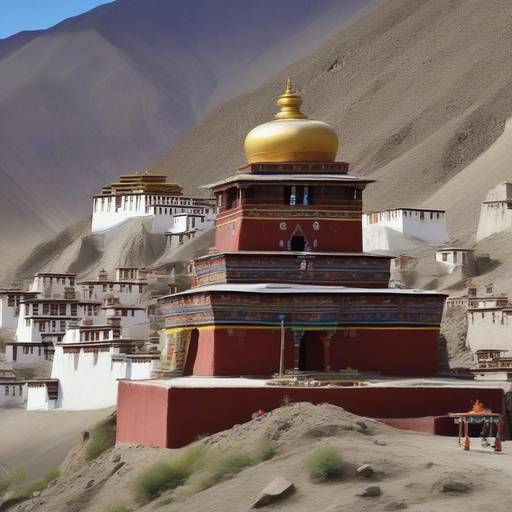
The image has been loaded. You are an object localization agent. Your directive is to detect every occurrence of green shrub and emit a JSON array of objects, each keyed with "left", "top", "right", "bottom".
[
  {"left": 44, "top": 468, "right": 60, "bottom": 484},
  {"left": 15, "top": 479, "right": 48, "bottom": 499},
  {"left": 136, "top": 460, "right": 189, "bottom": 501},
  {"left": 134, "top": 445, "right": 204, "bottom": 501},
  {"left": 195, "top": 449, "right": 254, "bottom": 491},
  {"left": 102, "top": 501, "right": 132, "bottom": 512},
  {"left": 0, "top": 478, "right": 10, "bottom": 496},
  {"left": 306, "top": 446, "right": 344, "bottom": 481},
  {"left": 253, "top": 437, "right": 278, "bottom": 462},
  {"left": 85, "top": 422, "right": 116, "bottom": 462}
]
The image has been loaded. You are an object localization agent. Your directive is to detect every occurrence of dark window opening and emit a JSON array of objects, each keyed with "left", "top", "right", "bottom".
[
  {"left": 290, "top": 236, "right": 306, "bottom": 251},
  {"left": 225, "top": 188, "right": 238, "bottom": 209},
  {"left": 284, "top": 185, "right": 313, "bottom": 205}
]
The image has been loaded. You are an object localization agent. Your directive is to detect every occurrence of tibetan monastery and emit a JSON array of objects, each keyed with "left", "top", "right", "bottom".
[
  {"left": 116, "top": 82, "right": 504, "bottom": 449},
  {"left": 91, "top": 170, "right": 216, "bottom": 237}
]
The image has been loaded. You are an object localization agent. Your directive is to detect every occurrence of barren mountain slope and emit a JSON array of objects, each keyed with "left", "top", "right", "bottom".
[
  {"left": 152, "top": 0, "right": 512, "bottom": 245},
  {"left": 10, "top": 403, "right": 512, "bottom": 512},
  {"left": 0, "top": 0, "right": 369, "bottom": 265}
]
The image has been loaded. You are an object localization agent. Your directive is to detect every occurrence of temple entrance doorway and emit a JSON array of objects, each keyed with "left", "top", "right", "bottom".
[
  {"left": 290, "top": 235, "right": 306, "bottom": 251},
  {"left": 183, "top": 329, "right": 199, "bottom": 376},
  {"left": 298, "top": 331, "right": 324, "bottom": 371}
]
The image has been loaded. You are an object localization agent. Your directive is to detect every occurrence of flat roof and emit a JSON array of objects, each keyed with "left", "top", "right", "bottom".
[
  {"left": 160, "top": 282, "right": 447, "bottom": 300},
  {"left": 119, "top": 376, "right": 508, "bottom": 391},
  {"left": 436, "top": 247, "right": 474, "bottom": 252},
  {"left": 203, "top": 173, "right": 373, "bottom": 189},
  {"left": 364, "top": 207, "right": 446, "bottom": 214}
]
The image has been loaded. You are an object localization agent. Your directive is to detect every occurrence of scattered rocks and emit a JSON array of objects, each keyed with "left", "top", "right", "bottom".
[
  {"left": 109, "top": 462, "right": 125, "bottom": 477},
  {"left": 440, "top": 479, "right": 470, "bottom": 493},
  {"left": 252, "top": 477, "right": 295, "bottom": 508},
  {"left": 384, "top": 501, "right": 408, "bottom": 510},
  {"left": 358, "top": 485, "right": 381, "bottom": 498},
  {"left": 356, "top": 421, "right": 369, "bottom": 432},
  {"left": 374, "top": 440, "right": 388, "bottom": 446},
  {"left": 355, "top": 464, "right": 375, "bottom": 478}
]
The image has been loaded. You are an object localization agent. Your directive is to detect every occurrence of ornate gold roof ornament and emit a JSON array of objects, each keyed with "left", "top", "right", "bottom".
[{"left": 274, "top": 79, "right": 307, "bottom": 120}]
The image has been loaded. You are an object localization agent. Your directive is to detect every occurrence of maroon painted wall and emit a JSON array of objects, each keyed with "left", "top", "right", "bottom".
[
  {"left": 215, "top": 216, "right": 362, "bottom": 253},
  {"left": 117, "top": 382, "right": 170, "bottom": 447},
  {"left": 193, "top": 327, "right": 439, "bottom": 376},
  {"left": 116, "top": 383, "right": 505, "bottom": 448}
]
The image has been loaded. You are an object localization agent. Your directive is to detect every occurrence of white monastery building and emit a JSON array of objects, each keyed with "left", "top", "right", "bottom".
[
  {"left": 435, "top": 247, "right": 475, "bottom": 274},
  {"left": 363, "top": 208, "right": 448, "bottom": 253},
  {"left": 476, "top": 182, "right": 512, "bottom": 241},
  {"left": 26, "top": 318, "right": 158, "bottom": 410},
  {"left": 91, "top": 170, "right": 216, "bottom": 235},
  {"left": 0, "top": 289, "right": 38, "bottom": 329}
]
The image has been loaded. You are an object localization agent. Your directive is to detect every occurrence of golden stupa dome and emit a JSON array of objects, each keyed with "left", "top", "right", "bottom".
[{"left": 244, "top": 79, "right": 338, "bottom": 164}]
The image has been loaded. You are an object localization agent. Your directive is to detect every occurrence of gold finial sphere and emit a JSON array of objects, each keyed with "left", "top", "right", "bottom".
[{"left": 243, "top": 78, "right": 339, "bottom": 163}]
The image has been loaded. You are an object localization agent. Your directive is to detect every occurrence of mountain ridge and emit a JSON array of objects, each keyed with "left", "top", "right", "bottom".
[{"left": 0, "top": 0, "right": 367, "bottom": 271}]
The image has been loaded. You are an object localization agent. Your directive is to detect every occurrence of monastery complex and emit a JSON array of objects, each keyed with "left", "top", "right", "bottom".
[{"left": 1, "top": 82, "right": 512, "bottom": 446}]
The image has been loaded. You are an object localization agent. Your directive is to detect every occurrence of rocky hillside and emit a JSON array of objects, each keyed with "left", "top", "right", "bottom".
[
  {"left": 152, "top": 0, "right": 512, "bottom": 247},
  {"left": 0, "top": 0, "right": 368, "bottom": 267},
  {"left": 7, "top": 402, "right": 512, "bottom": 512}
]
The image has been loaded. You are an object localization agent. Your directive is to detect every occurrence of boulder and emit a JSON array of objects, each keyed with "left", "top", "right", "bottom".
[
  {"left": 374, "top": 440, "right": 388, "bottom": 446},
  {"left": 384, "top": 501, "right": 408, "bottom": 510},
  {"left": 355, "top": 464, "right": 374, "bottom": 478},
  {"left": 358, "top": 485, "right": 381, "bottom": 498},
  {"left": 252, "top": 477, "right": 295, "bottom": 508},
  {"left": 440, "top": 479, "right": 470, "bottom": 493}
]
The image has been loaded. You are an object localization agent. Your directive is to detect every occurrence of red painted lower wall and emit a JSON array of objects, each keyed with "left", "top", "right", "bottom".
[
  {"left": 116, "top": 383, "right": 169, "bottom": 447},
  {"left": 116, "top": 382, "right": 505, "bottom": 448},
  {"left": 192, "top": 327, "right": 439, "bottom": 376}
]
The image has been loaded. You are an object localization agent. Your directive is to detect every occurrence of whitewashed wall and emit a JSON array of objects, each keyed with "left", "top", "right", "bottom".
[
  {"left": 26, "top": 384, "right": 56, "bottom": 411},
  {"left": 0, "top": 383, "right": 26, "bottom": 407},
  {"left": 50, "top": 347, "right": 153, "bottom": 410},
  {"left": 0, "top": 296, "right": 20, "bottom": 329},
  {"left": 476, "top": 182, "right": 512, "bottom": 241},
  {"left": 466, "top": 309, "right": 512, "bottom": 355},
  {"left": 5, "top": 343, "right": 50, "bottom": 366},
  {"left": 363, "top": 210, "right": 448, "bottom": 252}
]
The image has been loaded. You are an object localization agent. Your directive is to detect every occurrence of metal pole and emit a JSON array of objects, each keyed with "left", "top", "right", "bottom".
[{"left": 279, "top": 319, "right": 285, "bottom": 377}]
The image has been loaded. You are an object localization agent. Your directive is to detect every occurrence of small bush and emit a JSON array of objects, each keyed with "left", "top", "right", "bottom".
[
  {"left": 306, "top": 446, "right": 344, "bottom": 481},
  {"left": 134, "top": 445, "right": 204, "bottom": 501},
  {"left": 85, "top": 422, "right": 116, "bottom": 462},
  {"left": 15, "top": 479, "right": 48, "bottom": 499},
  {"left": 253, "top": 437, "right": 278, "bottom": 462},
  {"left": 0, "top": 478, "right": 10, "bottom": 496},
  {"left": 195, "top": 449, "right": 254, "bottom": 491},
  {"left": 44, "top": 468, "right": 60, "bottom": 484},
  {"left": 103, "top": 501, "right": 132, "bottom": 512}
]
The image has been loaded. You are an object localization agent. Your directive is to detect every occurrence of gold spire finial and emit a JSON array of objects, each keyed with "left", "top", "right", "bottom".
[{"left": 275, "top": 79, "right": 306, "bottom": 120}]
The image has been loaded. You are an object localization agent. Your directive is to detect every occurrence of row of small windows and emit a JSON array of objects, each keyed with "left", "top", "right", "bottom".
[
  {"left": 29, "top": 320, "right": 68, "bottom": 332},
  {"left": 100, "top": 284, "right": 144, "bottom": 293},
  {"left": 218, "top": 185, "right": 362, "bottom": 210},
  {"left": 36, "top": 276, "right": 75, "bottom": 285},
  {"left": 82, "top": 330, "right": 110, "bottom": 341},
  {"left": 93, "top": 196, "right": 208, "bottom": 212},
  {"left": 29, "top": 303, "right": 97, "bottom": 316},
  {"left": 3, "top": 385, "right": 23, "bottom": 396}
]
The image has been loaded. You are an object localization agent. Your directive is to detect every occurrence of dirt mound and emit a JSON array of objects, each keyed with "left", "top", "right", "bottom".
[{"left": 10, "top": 402, "right": 512, "bottom": 512}]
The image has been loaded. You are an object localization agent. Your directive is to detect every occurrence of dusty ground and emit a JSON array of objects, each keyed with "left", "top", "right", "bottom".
[
  {"left": 0, "top": 408, "right": 113, "bottom": 481},
  {"left": 8, "top": 403, "right": 512, "bottom": 512}
]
